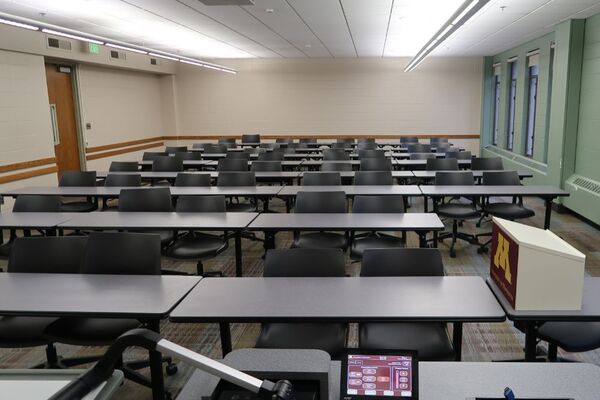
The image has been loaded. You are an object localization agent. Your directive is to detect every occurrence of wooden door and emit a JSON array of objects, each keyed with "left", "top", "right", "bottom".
[{"left": 45, "top": 63, "right": 81, "bottom": 176}]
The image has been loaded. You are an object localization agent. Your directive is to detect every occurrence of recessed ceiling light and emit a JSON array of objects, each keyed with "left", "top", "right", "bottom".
[
  {"left": 265, "top": 8, "right": 274, "bottom": 13},
  {"left": 305, "top": 44, "right": 312, "bottom": 48}
]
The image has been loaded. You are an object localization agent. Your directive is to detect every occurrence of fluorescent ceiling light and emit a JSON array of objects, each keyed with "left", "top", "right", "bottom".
[
  {"left": 106, "top": 43, "right": 147, "bottom": 54},
  {"left": 179, "top": 59, "right": 237, "bottom": 74},
  {"left": 42, "top": 28, "right": 103, "bottom": 44},
  {"left": 0, "top": 17, "right": 38, "bottom": 31},
  {"left": 404, "top": 0, "right": 490, "bottom": 72},
  {"left": 148, "top": 52, "right": 179, "bottom": 61}
]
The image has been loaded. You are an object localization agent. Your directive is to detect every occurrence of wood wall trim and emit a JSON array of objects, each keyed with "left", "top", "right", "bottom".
[
  {"left": 0, "top": 156, "right": 57, "bottom": 174},
  {"left": 86, "top": 137, "right": 165, "bottom": 154},
  {"left": 0, "top": 166, "right": 58, "bottom": 185},
  {"left": 85, "top": 142, "right": 164, "bottom": 161}
]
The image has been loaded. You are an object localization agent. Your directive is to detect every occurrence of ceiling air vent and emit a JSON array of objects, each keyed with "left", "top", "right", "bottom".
[
  {"left": 110, "top": 50, "right": 126, "bottom": 60},
  {"left": 198, "top": 0, "right": 255, "bottom": 5},
  {"left": 47, "top": 37, "right": 72, "bottom": 51}
]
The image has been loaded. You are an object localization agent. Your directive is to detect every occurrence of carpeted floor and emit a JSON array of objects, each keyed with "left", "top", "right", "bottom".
[{"left": 0, "top": 195, "right": 598, "bottom": 399}]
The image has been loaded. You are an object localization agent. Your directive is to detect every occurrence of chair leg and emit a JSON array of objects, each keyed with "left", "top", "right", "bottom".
[
  {"left": 196, "top": 261, "right": 204, "bottom": 276},
  {"left": 450, "top": 220, "right": 458, "bottom": 258},
  {"left": 547, "top": 343, "right": 558, "bottom": 362}
]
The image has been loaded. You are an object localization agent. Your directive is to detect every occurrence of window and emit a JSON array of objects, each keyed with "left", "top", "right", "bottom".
[
  {"left": 506, "top": 61, "right": 517, "bottom": 151},
  {"left": 525, "top": 54, "right": 539, "bottom": 157},
  {"left": 543, "top": 46, "right": 555, "bottom": 162},
  {"left": 492, "top": 65, "right": 501, "bottom": 145}
]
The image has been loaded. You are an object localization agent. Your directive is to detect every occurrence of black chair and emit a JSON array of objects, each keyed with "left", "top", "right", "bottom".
[
  {"left": 165, "top": 196, "right": 229, "bottom": 276},
  {"left": 358, "top": 149, "right": 385, "bottom": 159},
  {"left": 257, "top": 152, "right": 284, "bottom": 161},
  {"left": 321, "top": 162, "right": 353, "bottom": 172},
  {"left": 400, "top": 137, "right": 418, "bottom": 144},
  {"left": 192, "top": 143, "right": 207, "bottom": 150},
  {"left": 471, "top": 157, "right": 503, "bottom": 170},
  {"left": 217, "top": 158, "right": 249, "bottom": 172},
  {"left": 59, "top": 171, "right": 98, "bottom": 212},
  {"left": 165, "top": 146, "right": 187, "bottom": 153},
  {"left": 350, "top": 196, "right": 405, "bottom": 260},
  {"left": 337, "top": 138, "right": 355, "bottom": 144},
  {"left": 255, "top": 248, "right": 347, "bottom": 358},
  {"left": 360, "top": 158, "right": 392, "bottom": 171},
  {"left": 535, "top": 322, "right": 600, "bottom": 362},
  {"left": 433, "top": 172, "right": 480, "bottom": 257},
  {"left": 430, "top": 138, "right": 449, "bottom": 145},
  {"left": 44, "top": 232, "right": 176, "bottom": 387},
  {"left": 218, "top": 138, "right": 236, "bottom": 146},
  {"left": 323, "top": 150, "right": 350, "bottom": 161},
  {"left": 1, "top": 237, "right": 87, "bottom": 368},
  {"left": 142, "top": 152, "right": 168, "bottom": 161},
  {"left": 118, "top": 188, "right": 174, "bottom": 248},
  {"left": 329, "top": 143, "right": 346, "bottom": 149},
  {"left": 407, "top": 144, "right": 431, "bottom": 153},
  {"left": 476, "top": 171, "right": 535, "bottom": 252},
  {"left": 217, "top": 172, "right": 257, "bottom": 212},
  {"left": 276, "top": 138, "right": 293, "bottom": 144},
  {"left": 251, "top": 161, "right": 283, "bottom": 171},
  {"left": 174, "top": 173, "right": 211, "bottom": 187},
  {"left": 445, "top": 150, "right": 472, "bottom": 159},
  {"left": 357, "top": 138, "right": 376, "bottom": 147},
  {"left": 292, "top": 191, "right": 348, "bottom": 250},
  {"left": 359, "top": 249, "right": 455, "bottom": 361},
  {"left": 302, "top": 172, "right": 341, "bottom": 186},
  {"left": 204, "top": 144, "right": 228, "bottom": 154},
  {"left": 356, "top": 143, "right": 377, "bottom": 150},
  {"left": 174, "top": 152, "right": 203, "bottom": 161},
  {"left": 151, "top": 156, "right": 183, "bottom": 172},
  {"left": 227, "top": 152, "right": 251, "bottom": 160},
  {"left": 354, "top": 171, "right": 393, "bottom": 185},
  {"left": 260, "top": 143, "right": 280, "bottom": 150},
  {"left": 109, "top": 161, "right": 139, "bottom": 172},
  {"left": 104, "top": 174, "right": 141, "bottom": 187},
  {"left": 300, "top": 138, "right": 317, "bottom": 144},
  {"left": 242, "top": 134, "right": 260, "bottom": 144},
  {"left": 435, "top": 143, "right": 452, "bottom": 153},
  {"left": 409, "top": 153, "right": 436, "bottom": 160},
  {"left": 426, "top": 158, "right": 459, "bottom": 171}
]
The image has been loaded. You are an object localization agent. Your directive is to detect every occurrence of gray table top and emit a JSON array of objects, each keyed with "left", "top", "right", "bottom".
[
  {"left": 420, "top": 185, "right": 569, "bottom": 197},
  {"left": 393, "top": 159, "right": 471, "bottom": 166},
  {"left": 139, "top": 160, "right": 216, "bottom": 166},
  {"left": 298, "top": 171, "right": 414, "bottom": 178},
  {"left": 301, "top": 160, "right": 362, "bottom": 165},
  {"left": 0, "top": 273, "right": 200, "bottom": 318},
  {"left": 1, "top": 186, "right": 284, "bottom": 197},
  {"left": 277, "top": 185, "right": 422, "bottom": 196},
  {"left": 413, "top": 170, "right": 533, "bottom": 179},
  {"left": 0, "top": 212, "right": 73, "bottom": 228},
  {"left": 96, "top": 171, "right": 302, "bottom": 179},
  {"left": 247, "top": 213, "right": 443, "bottom": 231},
  {"left": 169, "top": 276, "right": 505, "bottom": 323},
  {"left": 58, "top": 212, "right": 259, "bottom": 230},
  {"left": 488, "top": 278, "right": 600, "bottom": 321}
]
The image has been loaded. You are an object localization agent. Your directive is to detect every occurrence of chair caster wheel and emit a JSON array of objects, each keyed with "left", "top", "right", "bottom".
[
  {"left": 166, "top": 363, "right": 178, "bottom": 376},
  {"left": 450, "top": 250, "right": 456, "bottom": 258}
]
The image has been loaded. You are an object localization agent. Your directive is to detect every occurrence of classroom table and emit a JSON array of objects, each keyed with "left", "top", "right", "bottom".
[
  {"left": 247, "top": 213, "right": 443, "bottom": 248},
  {"left": 0, "top": 273, "right": 201, "bottom": 400},
  {"left": 488, "top": 277, "right": 600, "bottom": 362},
  {"left": 95, "top": 171, "right": 302, "bottom": 185},
  {"left": 0, "top": 212, "right": 73, "bottom": 229},
  {"left": 170, "top": 276, "right": 505, "bottom": 357},
  {"left": 420, "top": 185, "right": 569, "bottom": 229},
  {"left": 298, "top": 170, "right": 414, "bottom": 184},
  {"left": 139, "top": 160, "right": 216, "bottom": 170},
  {"left": 300, "top": 159, "right": 362, "bottom": 170},
  {"left": 393, "top": 159, "right": 472, "bottom": 169},
  {"left": 412, "top": 169, "right": 534, "bottom": 182},
  {"left": 58, "top": 212, "right": 259, "bottom": 277}
]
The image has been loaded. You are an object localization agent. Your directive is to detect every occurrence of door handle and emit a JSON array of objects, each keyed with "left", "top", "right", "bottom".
[{"left": 50, "top": 104, "right": 60, "bottom": 146}]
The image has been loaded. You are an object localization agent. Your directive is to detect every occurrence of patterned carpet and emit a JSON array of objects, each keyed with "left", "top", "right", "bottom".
[{"left": 0, "top": 195, "right": 598, "bottom": 399}]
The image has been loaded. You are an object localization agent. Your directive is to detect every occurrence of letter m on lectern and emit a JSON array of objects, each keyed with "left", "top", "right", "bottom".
[{"left": 493, "top": 233, "right": 512, "bottom": 284}]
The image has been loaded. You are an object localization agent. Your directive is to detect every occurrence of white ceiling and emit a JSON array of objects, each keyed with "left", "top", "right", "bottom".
[{"left": 1, "top": 0, "right": 600, "bottom": 59}]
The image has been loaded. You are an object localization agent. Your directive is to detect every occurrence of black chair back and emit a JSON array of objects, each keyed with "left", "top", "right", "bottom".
[
  {"left": 257, "top": 152, "right": 284, "bottom": 161},
  {"left": 59, "top": 171, "right": 97, "bottom": 187},
  {"left": 118, "top": 188, "right": 172, "bottom": 211},
  {"left": 358, "top": 149, "right": 385, "bottom": 159},
  {"left": 8, "top": 236, "right": 87, "bottom": 273},
  {"left": 330, "top": 143, "right": 347, "bottom": 149},
  {"left": 360, "top": 158, "right": 392, "bottom": 171},
  {"left": 104, "top": 174, "right": 141, "bottom": 187},
  {"left": 295, "top": 191, "right": 346, "bottom": 213},
  {"left": 357, "top": 138, "right": 376, "bottom": 145},
  {"left": 13, "top": 195, "right": 61, "bottom": 212},
  {"left": 192, "top": 143, "right": 207, "bottom": 150},
  {"left": 352, "top": 196, "right": 404, "bottom": 213},
  {"left": 337, "top": 138, "right": 355, "bottom": 144},
  {"left": 435, "top": 144, "right": 452, "bottom": 153},
  {"left": 142, "top": 152, "right": 168, "bottom": 161},
  {"left": 400, "top": 137, "right": 419, "bottom": 144},
  {"left": 241, "top": 134, "right": 260, "bottom": 144},
  {"left": 204, "top": 144, "right": 228, "bottom": 154},
  {"left": 321, "top": 162, "right": 353, "bottom": 172},
  {"left": 276, "top": 138, "right": 293, "bottom": 144},
  {"left": 218, "top": 138, "right": 236, "bottom": 144},
  {"left": 227, "top": 152, "right": 251, "bottom": 160},
  {"left": 323, "top": 150, "right": 350, "bottom": 161},
  {"left": 166, "top": 146, "right": 188, "bottom": 153},
  {"left": 174, "top": 173, "right": 211, "bottom": 187},
  {"left": 407, "top": 144, "right": 431, "bottom": 153},
  {"left": 300, "top": 138, "right": 316, "bottom": 144},
  {"left": 109, "top": 162, "right": 139, "bottom": 172},
  {"left": 434, "top": 171, "right": 474, "bottom": 185},
  {"left": 362, "top": 249, "right": 444, "bottom": 277},
  {"left": 409, "top": 153, "right": 436, "bottom": 160},
  {"left": 264, "top": 248, "right": 345, "bottom": 277},
  {"left": 251, "top": 161, "right": 283, "bottom": 171},
  {"left": 303, "top": 172, "right": 342, "bottom": 186},
  {"left": 482, "top": 171, "right": 520, "bottom": 185},
  {"left": 81, "top": 232, "right": 161, "bottom": 275},
  {"left": 152, "top": 156, "right": 183, "bottom": 172},
  {"left": 426, "top": 158, "right": 458, "bottom": 171},
  {"left": 217, "top": 158, "right": 249, "bottom": 172},
  {"left": 445, "top": 150, "right": 471, "bottom": 159},
  {"left": 174, "top": 152, "right": 203, "bottom": 161},
  {"left": 354, "top": 171, "right": 393, "bottom": 185},
  {"left": 430, "top": 138, "right": 449, "bottom": 144},
  {"left": 176, "top": 195, "right": 226, "bottom": 212},
  {"left": 471, "top": 157, "right": 503, "bottom": 170},
  {"left": 217, "top": 172, "right": 256, "bottom": 186},
  {"left": 356, "top": 143, "right": 377, "bottom": 150}
]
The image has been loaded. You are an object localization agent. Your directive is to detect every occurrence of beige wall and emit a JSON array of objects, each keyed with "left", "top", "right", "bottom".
[{"left": 174, "top": 57, "right": 483, "bottom": 136}]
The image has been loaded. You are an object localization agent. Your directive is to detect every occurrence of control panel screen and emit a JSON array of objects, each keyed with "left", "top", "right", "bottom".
[{"left": 345, "top": 354, "right": 413, "bottom": 398}]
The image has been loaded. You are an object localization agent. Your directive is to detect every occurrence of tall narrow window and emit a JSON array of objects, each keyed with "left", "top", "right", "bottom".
[
  {"left": 492, "top": 64, "right": 501, "bottom": 145},
  {"left": 525, "top": 54, "right": 539, "bottom": 157},
  {"left": 506, "top": 61, "right": 517, "bottom": 151},
  {"left": 543, "top": 46, "right": 555, "bottom": 162}
]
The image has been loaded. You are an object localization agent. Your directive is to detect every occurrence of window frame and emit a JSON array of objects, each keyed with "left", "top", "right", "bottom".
[{"left": 506, "top": 61, "right": 518, "bottom": 151}]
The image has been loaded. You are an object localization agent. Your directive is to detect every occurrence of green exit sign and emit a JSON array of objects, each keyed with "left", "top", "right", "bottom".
[{"left": 88, "top": 42, "right": 100, "bottom": 54}]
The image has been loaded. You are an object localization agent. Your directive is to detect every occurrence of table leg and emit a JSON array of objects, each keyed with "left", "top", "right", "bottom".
[
  {"left": 235, "top": 232, "right": 242, "bottom": 277},
  {"left": 524, "top": 321, "right": 537, "bottom": 362},
  {"left": 148, "top": 320, "right": 166, "bottom": 400},
  {"left": 432, "top": 231, "right": 438, "bottom": 248},
  {"left": 418, "top": 232, "right": 426, "bottom": 248},
  {"left": 452, "top": 322, "right": 463, "bottom": 361},
  {"left": 264, "top": 231, "right": 276, "bottom": 250},
  {"left": 263, "top": 196, "right": 269, "bottom": 213},
  {"left": 423, "top": 196, "right": 429, "bottom": 213},
  {"left": 219, "top": 322, "right": 232, "bottom": 357},
  {"left": 285, "top": 197, "right": 291, "bottom": 213},
  {"left": 544, "top": 198, "right": 553, "bottom": 230}
]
